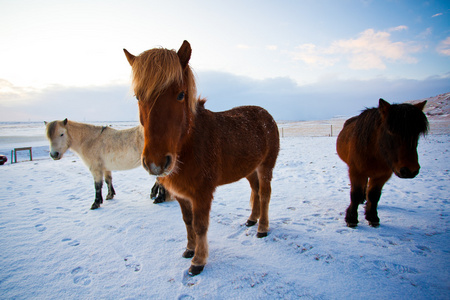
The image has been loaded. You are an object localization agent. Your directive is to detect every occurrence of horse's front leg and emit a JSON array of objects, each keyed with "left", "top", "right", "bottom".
[
  {"left": 189, "top": 196, "right": 212, "bottom": 276},
  {"left": 345, "top": 169, "right": 367, "bottom": 227},
  {"left": 91, "top": 170, "right": 104, "bottom": 209},
  {"left": 365, "top": 175, "right": 390, "bottom": 227},
  {"left": 177, "top": 197, "right": 196, "bottom": 259},
  {"left": 105, "top": 171, "right": 116, "bottom": 200}
]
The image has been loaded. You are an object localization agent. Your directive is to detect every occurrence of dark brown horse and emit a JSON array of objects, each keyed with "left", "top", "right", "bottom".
[
  {"left": 337, "top": 99, "right": 428, "bottom": 227},
  {"left": 123, "top": 41, "right": 280, "bottom": 275}
]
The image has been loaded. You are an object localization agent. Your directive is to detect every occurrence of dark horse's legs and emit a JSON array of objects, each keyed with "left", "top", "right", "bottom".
[
  {"left": 91, "top": 181, "right": 103, "bottom": 209},
  {"left": 345, "top": 169, "right": 367, "bottom": 227},
  {"left": 105, "top": 171, "right": 116, "bottom": 200},
  {"left": 365, "top": 176, "right": 390, "bottom": 227},
  {"left": 150, "top": 181, "right": 167, "bottom": 204}
]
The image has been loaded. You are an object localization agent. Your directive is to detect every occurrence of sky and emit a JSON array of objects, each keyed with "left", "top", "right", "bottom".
[{"left": 0, "top": 0, "right": 449, "bottom": 121}]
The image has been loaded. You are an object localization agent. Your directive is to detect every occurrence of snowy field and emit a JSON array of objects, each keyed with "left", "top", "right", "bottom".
[{"left": 0, "top": 121, "right": 449, "bottom": 299}]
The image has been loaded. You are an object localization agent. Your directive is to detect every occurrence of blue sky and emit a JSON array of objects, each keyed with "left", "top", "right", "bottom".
[{"left": 0, "top": 0, "right": 449, "bottom": 121}]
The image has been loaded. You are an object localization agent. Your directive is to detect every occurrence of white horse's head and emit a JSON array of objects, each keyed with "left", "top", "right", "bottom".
[{"left": 45, "top": 119, "right": 70, "bottom": 160}]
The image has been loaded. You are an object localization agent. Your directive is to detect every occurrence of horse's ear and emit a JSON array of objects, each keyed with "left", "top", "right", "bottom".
[
  {"left": 415, "top": 100, "right": 427, "bottom": 111},
  {"left": 123, "top": 49, "right": 136, "bottom": 66},
  {"left": 378, "top": 98, "right": 390, "bottom": 119},
  {"left": 63, "top": 118, "right": 68, "bottom": 126},
  {"left": 177, "top": 40, "right": 191, "bottom": 70},
  {"left": 44, "top": 121, "right": 48, "bottom": 125}
]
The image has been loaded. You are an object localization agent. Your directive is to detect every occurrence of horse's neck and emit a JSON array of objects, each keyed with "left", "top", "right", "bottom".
[{"left": 66, "top": 121, "right": 100, "bottom": 152}]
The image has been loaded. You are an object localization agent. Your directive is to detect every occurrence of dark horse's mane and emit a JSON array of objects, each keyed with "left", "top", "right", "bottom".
[{"left": 350, "top": 101, "right": 429, "bottom": 150}]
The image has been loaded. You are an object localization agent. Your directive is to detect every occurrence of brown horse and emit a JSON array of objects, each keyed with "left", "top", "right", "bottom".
[
  {"left": 124, "top": 41, "right": 280, "bottom": 275},
  {"left": 337, "top": 99, "right": 428, "bottom": 227}
]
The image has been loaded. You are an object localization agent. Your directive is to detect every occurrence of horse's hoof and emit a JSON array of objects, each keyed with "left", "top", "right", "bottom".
[
  {"left": 153, "top": 195, "right": 165, "bottom": 204},
  {"left": 182, "top": 249, "right": 195, "bottom": 258},
  {"left": 106, "top": 195, "right": 114, "bottom": 200},
  {"left": 188, "top": 265, "right": 204, "bottom": 276},
  {"left": 346, "top": 222, "right": 358, "bottom": 228},
  {"left": 256, "top": 232, "right": 268, "bottom": 238},
  {"left": 91, "top": 203, "right": 100, "bottom": 210},
  {"left": 246, "top": 220, "right": 257, "bottom": 227},
  {"left": 368, "top": 221, "right": 380, "bottom": 228}
]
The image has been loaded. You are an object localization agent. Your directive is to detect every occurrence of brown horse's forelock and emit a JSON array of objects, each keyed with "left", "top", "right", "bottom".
[
  {"left": 354, "top": 104, "right": 428, "bottom": 150},
  {"left": 131, "top": 48, "right": 198, "bottom": 114},
  {"left": 385, "top": 104, "right": 429, "bottom": 137}
]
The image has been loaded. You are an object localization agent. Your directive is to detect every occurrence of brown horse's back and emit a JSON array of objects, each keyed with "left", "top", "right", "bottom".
[
  {"left": 192, "top": 104, "right": 280, "bottom": 186},
  {"left": 336, "top": 116, "right": 357, "bottom": 166}
]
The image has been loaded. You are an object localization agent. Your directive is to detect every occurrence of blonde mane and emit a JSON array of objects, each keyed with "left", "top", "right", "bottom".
[{"left": 130, "top": 47, "right": 198, "bottom": 114}]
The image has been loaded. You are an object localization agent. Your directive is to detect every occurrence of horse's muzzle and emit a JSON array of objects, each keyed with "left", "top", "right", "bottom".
[
  {"left": 142, "top": 155, "right": 173, "bottom": 177},
  {"left": 395, "top": 167, "right": 420, "bottom": 179},
  {"left": 50, "top": 152, "right": 61, "bottom": 160}
]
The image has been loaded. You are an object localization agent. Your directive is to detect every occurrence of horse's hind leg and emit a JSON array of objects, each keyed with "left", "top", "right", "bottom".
[
  {"left": 365, "top": 175, "right": 390, "bottom": 227},
  {"left": 151, "top": 180, "right": 167, "bottom": 204},
  {"left": 150, "top": 181, "right": 160, "bottom": 199},
  {"left": 246, "top": 171, "right": 260, "bottom": 227},
  {"left": 256, "top": 166, "right": 273, "bottom": 238},
  {"left": 154, "top": 185, "right": 167, "bottom": 203},
  {"left": 345, "top": 169, "right": 367, "bottom": 227},
  {"left": 105, "top": 171, "right": 115, "bottom": 200}
]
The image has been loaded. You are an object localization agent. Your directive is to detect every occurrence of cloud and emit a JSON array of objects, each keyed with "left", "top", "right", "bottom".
[
  {"left": 2, "top": 72, "right": 449, "bottom": 122},
  {"left": 292, "top": 44, "right": 338, "bottom": 67},
  {"left": 432, "top": 13, "right": 443, "bottom": 18},
  {"left": 236, "top": 44, "right": 251, "bottom": 49},
  {"left": 196, "top": 71, "right": 450, "bottom": 120},
  {"left": 417, "top": 27, "right": 433, "bottom": 39},
  {"left": 0, "top": 81, "right": 137, "bottom": 122},
  {"left": 292, "top": 28, "right": 421, "bottom": 70},
  {"left": 389, "top": 25, "right": 408, "bottom": 32},
  {"left": 437, "top": 37, "right": 450, "bottom": 56},
  {"left": 266, "top": 45, "right": 278, "bottom": 51}
]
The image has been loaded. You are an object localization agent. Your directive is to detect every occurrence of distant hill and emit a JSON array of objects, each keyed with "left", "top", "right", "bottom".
[{"left": 406, "top": 92, "right": 450, "bottom": 118}]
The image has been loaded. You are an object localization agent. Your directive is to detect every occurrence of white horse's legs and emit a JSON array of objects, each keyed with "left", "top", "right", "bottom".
[
  {"left": 105, "top": 171, "right": 115, "bottom": 200},
  {"left": 91, "top": 170, "right": 104, "bottom": 209}
]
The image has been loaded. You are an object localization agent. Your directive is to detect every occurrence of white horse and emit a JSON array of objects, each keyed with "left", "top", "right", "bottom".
[{"left": 45, "top": 118, "right": 166, "bottom": 209}]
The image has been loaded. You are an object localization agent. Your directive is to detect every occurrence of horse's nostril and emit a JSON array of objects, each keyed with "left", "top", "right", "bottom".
[
  {"left": 164, "top": 155, "right": 172, "bottom": 170},
  {"left": 142, "top": 157, "right": 149, "bottom": 172}
]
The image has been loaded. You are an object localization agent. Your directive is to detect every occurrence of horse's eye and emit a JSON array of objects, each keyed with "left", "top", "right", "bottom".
[
  {"left": 60, "top": 133, "right": 64, "bottom": 137},
  {"left": 177, "top": 92, "right": 185, "bottom": 101}
]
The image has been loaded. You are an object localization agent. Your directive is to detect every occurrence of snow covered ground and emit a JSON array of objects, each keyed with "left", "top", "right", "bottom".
[{"left": 0, "top": 121, "right": 449, "bottom": 299}]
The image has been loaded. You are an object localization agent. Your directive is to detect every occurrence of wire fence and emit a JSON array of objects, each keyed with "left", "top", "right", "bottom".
[
  {"left": 277, "top": 117, "right": 450, "bottom": 137},
  {"left": 278, "top": 119, "right": 347, "bottom": 137}
]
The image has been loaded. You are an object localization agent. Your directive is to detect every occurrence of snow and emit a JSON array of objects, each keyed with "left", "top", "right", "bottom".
[{"left": 0, "top": 121, "right": 449, "bottom": 299}]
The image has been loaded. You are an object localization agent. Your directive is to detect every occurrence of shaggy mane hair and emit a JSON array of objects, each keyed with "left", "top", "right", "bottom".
[
  {"left": 130, "top": 47, "right": 198, "bottom": 114},
  {"left": 353, "top": 102, "right": 429, "bottom": 150}
]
